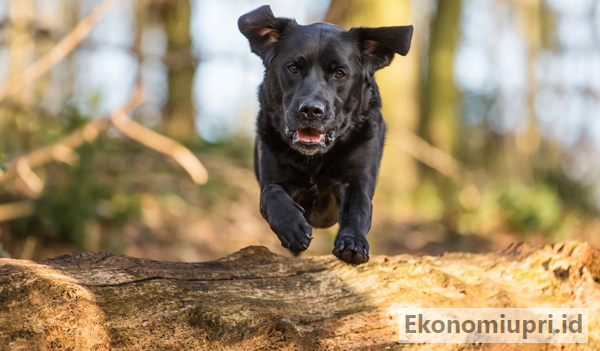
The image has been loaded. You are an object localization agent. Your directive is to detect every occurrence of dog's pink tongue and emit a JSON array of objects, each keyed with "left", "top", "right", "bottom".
[{"left": 297, "top": 128, "right": 322, "bottom": 143}]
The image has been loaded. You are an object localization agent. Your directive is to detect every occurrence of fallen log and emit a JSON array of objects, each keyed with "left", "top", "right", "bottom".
[{"left": 1, "top": 241, "right": 599, "bottom": 350}]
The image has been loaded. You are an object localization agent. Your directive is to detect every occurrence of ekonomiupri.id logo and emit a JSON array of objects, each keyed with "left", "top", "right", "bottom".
[{"left": 397, "top": 308, "right": 588, "bottom": 343}]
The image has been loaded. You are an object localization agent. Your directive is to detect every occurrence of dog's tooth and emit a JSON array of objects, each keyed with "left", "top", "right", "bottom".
[{"left": 292, "top": 132, "right": 299, "bottom": 143}]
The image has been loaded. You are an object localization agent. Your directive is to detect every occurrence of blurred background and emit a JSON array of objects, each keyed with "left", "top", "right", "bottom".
[{"left": 0, "top": 0, "right": 599, "bottom": 262}]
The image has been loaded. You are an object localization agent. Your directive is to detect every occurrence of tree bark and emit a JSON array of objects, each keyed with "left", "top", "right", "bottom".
[{"left": 1, "top": 241, "right": 599, "bottom": 350}]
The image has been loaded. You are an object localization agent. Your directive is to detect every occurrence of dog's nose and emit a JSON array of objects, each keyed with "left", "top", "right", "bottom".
[{"left": 299, "top": 101, "right": 325, "bottom": 120}]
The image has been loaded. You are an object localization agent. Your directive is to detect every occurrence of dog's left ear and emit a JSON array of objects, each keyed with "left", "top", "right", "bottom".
[
  {"left": 349, "top": 25, "right": 414, "bottom": 71},
  {"left": 238, "top": 5, "right": 296, "bottom": 65}
]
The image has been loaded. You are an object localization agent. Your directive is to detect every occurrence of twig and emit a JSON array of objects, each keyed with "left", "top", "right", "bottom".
[
  {"left": 0, "top": 90, "right": 142, "bottom": 186},
  {"left": 0, "top": 200, "right": 36, "bottom": 223},
  {"left": 111, "top": 112, "right": 209, "bottom": 185},
  {"left": 16, "top": 159, "right": 44, "bottom": 197},
  {"left": 0, "top": 87, "right": 208, "bottom": 197},
  {"left": 391, "top": 128, "right": 466, "bottom": 182},
  {"left": 0, "top": 0, "right": 129, "bottom": 102}
]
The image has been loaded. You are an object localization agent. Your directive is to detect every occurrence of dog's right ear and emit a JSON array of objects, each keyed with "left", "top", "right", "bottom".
[{"left": 238, "top": 5, "right": 295, "bottom": 65}]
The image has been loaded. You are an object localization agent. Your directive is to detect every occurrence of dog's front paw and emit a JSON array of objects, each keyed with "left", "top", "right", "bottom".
[
  {"left": 332, "top": 234, "right": 370, "bottom": 265},
  {"left": 269, "top": 206, "right": 313, "bottom": 253},
  {"left": 276, "top": 219, "right": 313, "bottom": 253}
]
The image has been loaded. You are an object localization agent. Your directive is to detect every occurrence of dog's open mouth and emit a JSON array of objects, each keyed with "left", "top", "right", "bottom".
[
  {"left": 287, "top": 127, "right": 336, "bottom": 155},
  {"left": 295, "top": 128, "right": 323, "bottom": 143}
]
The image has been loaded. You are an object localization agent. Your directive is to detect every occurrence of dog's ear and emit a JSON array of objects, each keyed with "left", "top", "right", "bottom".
[
  {"left": 238, "top": 5, "right": 295, "bottom": 65},
  {"left": 349, "top": 25, "right": 414, "bottom": 71}
]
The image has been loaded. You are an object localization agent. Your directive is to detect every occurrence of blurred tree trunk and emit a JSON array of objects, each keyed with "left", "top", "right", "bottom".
[
  {"left": 513, "top": 0, "right": 543, "bottom": 182},
  {"left": 418, "top": 0, "right": 462, "bottom": 156},
  {"left": 6, "top": 0, "right": 36, "bottom": 152},
  {"left": 133, "top": 0, "right": 147, "bottom": 87},
  {"left": 325, "top": 0, "right": 421, "bottom": 218},
  {"left": 7, "top": 0, "right": 36, "bottom": 106},
  {"left": 64, "top": 0, "right": 79, "bottom": 98},
  {"left": 157, "top": 0, "right": 196, "bottom": 141}
]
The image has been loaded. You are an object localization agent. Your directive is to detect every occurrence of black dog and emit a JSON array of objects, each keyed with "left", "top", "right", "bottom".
[{"left": 238, "top": 5, "right": 413, "bottom": 265}]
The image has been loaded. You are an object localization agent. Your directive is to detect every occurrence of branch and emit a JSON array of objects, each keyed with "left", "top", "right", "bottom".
[
  {"left": 111, "top": 112, "right": 208, "bottom": 185},
  {"left": 0, "top": 200, "right": 35, "bottom": 223},
  {"left": 16, "top": 160, "right": 44, "bottom": 198},
  {"left": 0, "top": 0, "right": 129, "bottom": 102},
  {"left": 391, "top": 128, "right": 467, "bottom": 182},
  {"left": 0, "top": 88, "right": 208, "bottom": 207},
  {"left": 0, "top": 89, "right": 143, "bottom": 188}
]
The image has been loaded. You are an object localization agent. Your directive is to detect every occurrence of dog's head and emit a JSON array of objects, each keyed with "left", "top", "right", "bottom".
[{"left": 239, "top": 5, "right": 413, "bottom": 156}]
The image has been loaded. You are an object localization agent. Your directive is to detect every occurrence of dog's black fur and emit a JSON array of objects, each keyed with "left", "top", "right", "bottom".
[{"left": 238, "top": 5, "right": 413, "bottom": 265}]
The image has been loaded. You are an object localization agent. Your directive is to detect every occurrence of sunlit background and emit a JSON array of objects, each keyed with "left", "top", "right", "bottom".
[{"left": 1, "top": 0, "right": 599, "bottom": 262}]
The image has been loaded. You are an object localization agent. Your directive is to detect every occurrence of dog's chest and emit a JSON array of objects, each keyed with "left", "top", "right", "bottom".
[
  {"left": 290, "top": 158, "right": 324, "bottom": 176},
  {"left": 294, "top": 179, "right": 339, "bottom": 229}
]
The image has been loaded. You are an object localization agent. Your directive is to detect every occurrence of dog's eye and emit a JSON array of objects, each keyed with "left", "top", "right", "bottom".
[
  {"left": 288, "top": 65, "right": 298, "bottom": 74},
  {"left": 335, "top": 70, "right": 345, "bottom": 78}
]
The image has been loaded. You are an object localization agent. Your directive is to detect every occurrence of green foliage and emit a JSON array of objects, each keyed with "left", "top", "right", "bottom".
[
  {"left": 498, "top": 183, "right": 562, "bottom": 234},
  {"left": 186, "top": 135, "right": 254, "bottom": 168},
  {"left": 60, "top": 98, "right": 93, "bottom": 132},
  {"left": 0, "top": 243, "right": 9, "bottom": 258},
  {"left": 0, "top": 153, "right": 5, "bottom": 174},
  {"left": 539, "top": 169, "right": 599, "bottom": 217},
  {"left": 7, "top": 104, "right": 141, "bottom": 252},
  {"left": 201, "top": 177, "right": 241, "bottom": 208},
  {"left": 27, "top": 143, "right": 139, "bottom": 247},
  {"left": 410, "top": 175, "right": 596, "bottom": 242},
  {"left": 414, "top": 182, "right": 445, "bottom": 222}
]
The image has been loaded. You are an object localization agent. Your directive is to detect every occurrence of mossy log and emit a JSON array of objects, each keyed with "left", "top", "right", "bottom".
[{"left": 1, "top": 241, "right": 599, "bottom": 350}]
